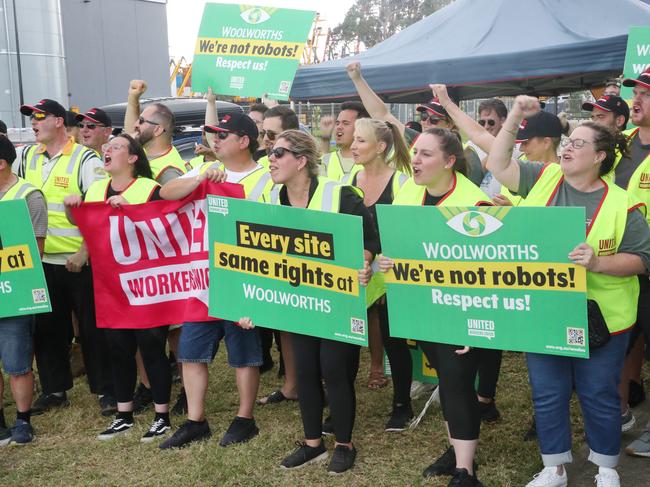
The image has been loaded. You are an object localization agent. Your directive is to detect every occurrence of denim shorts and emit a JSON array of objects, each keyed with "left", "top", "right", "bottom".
[
  {"left": 0, "top": 315, "right": 35, "bottom": 375},
  {"left": 178, "top": 320, "right": 263, "bottom": 368}
]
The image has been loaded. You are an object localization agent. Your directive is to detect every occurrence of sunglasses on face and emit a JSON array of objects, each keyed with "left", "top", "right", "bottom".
[
  {"left": 420, "top": 113, "right": 442, "bottom": 124},
  {"left": 478, "top": 119, "right": 497, "bottom": 127},
  {"left": 216, "top": 131, "right": 237, "bottom": 140},
  {"left": 260, "top": 129, "right": 278, "bottom": 141},
  {"left": 138, "top": 117, "right": 160, "bottom": 126},
  {"left": 269, "top": 146, "right": 299, "bottom": 159},
  {"left": 77, "top": 122, "right": 104, "bottom": 130},
  {"left": 30, "top": 113, "right": 51, "bottom": 121}
]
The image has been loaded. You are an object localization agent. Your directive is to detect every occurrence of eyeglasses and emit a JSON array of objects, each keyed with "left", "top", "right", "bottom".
[
  {"left": 30, "top": 113, "right": 51, "bottom": 121},
  {"left": 420, "top": 114, "right": 442, "bottom": 124},
  {"left": 560, "top": 138, "right": 593, "bottom": 149},
  {"left": 138, "top": 117, "right": 160, "bottom": 126},
  {"left": 101, "top": 143, "right": 128, "bottom": 152},
  {"left": 269, "top": 147, "right": 300, "bottom": 159},
  {"left": 478, "top": 119, "right": 497, "bottom": 127},
  {"left": 77, "top": 122, "right": 105, "bottom": 130},
  {"left": 260, "top": 129, "right": 278, "bottom": 141}
]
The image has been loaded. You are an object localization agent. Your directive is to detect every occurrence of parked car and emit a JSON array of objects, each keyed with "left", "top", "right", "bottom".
[{"left": 99, "top": 97, "right": 244, "bottom": 160}]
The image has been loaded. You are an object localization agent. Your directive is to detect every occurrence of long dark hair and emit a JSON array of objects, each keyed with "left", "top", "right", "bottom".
[
  {"left": 114, "top": 133, "right": 153, "bottom": 179},
  {"left": 422, "top": 128, "right": 467, "bottom": 176},
  {"left": 580, "top": 121, "right": 630, "bottom": 176}
]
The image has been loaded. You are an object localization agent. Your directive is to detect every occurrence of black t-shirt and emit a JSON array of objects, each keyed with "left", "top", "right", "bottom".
[
  {"left": 615, "top": 133, "right": 650, "bottom": 189},
  {"left": 351, "top": 172, "right": 395, "bottom": 224},
  {"left": 279, "top": 177, "right": 380, "bottom": 256}
]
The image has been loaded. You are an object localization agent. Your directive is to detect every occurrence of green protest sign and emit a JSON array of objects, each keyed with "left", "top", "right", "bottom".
[
  {"left": 207, "top": 196, "right": 368, "bottom": 346},
  {"left": 621, "top": 26, "right": 650, "bottom": 101},
  {"left": 377, "top": 206, "right": 589, "bottom": 358},
  {"left": 0, "top": 199, "right": 51, "bottom": 318},
  {"left": 192, "top": 3, "right": 316, "bottom": 100}
]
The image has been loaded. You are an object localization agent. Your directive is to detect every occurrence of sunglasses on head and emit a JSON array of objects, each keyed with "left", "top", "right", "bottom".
[
  {"left": 478, "top": 119, "right": 497, "bottom": 127},
  {"left": 420, "top": 113, "right": 443, "bottom": 124},
  {"left": 30, "top": 112, "right": 51, "bottom": 121},
  {"left": 269, "top": 146, "right": 299, "bottom": 159},
  {"left": 260, "top": 129, "right": 278, "bottom": 141},
  {"left": 77, "top": 122, "right": 104, "bottom": 130}
]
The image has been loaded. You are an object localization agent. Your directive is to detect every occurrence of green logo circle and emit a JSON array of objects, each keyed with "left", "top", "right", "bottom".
[{"left": 462, "top": 212, "right": 486, "bottom": 236}]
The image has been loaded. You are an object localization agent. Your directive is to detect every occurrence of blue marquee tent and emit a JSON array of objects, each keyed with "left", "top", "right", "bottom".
[{"left": 290, "top": 0, "right": 650, "bottom": 102}]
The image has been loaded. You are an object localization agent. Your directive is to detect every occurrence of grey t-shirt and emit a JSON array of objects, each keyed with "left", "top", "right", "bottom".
[
  {"left": 156, "top": 166, "right": 184, "bottom": 185},
  {"left": 615, "top": 133, "right": 650, "bottom": 190},
  {"left": 0, "top": 181, "right": 48, "bottom": 238},
  {"left": 464, "top": 147, "right": 485, "bottom": 187},
  {"left": 517, "top": 160, "right": 650, "bottom": 270}
]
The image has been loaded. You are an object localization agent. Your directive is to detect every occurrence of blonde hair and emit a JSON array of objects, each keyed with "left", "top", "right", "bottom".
[
  {"left": 276, "top": 130, "right": 321, "bottom": 178},
  {"left": 354, "top": 118, "right": 412, "bottom": 175}
]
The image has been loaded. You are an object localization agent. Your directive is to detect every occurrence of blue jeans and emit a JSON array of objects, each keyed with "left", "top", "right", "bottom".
[
  {"left": 526, "top": 332, "right": 629, "bottom": 468},
  {"left": 0, "top": 315, "right": 34, "bottom": 375}
]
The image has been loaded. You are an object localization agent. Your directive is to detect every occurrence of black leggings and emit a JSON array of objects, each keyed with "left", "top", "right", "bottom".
[
  {"left": 291, "top": 332, "right": 360, "bottom": 443},
  {"left": 419, "top": 341, "right": 480, "bottom": 440},
  {"left": 377, "top": 300, "right": 412, "bottom": 407},
  {"left": 105, "top": 327, "right": 171, "bottom": 405},
  {"left": 477, "top": 348, "right": 502, "bottom": 399}
]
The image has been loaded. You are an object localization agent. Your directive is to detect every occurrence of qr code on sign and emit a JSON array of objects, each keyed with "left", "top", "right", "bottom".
[
  {"left": 351, "top": 318, "right": 365, "bottom": 335},
  {"left": 32, "top": 288, "right": 47, "bottom": 304},
  {"left": 567, "top": 327, "right": 585, "bottom": 347},
  {"left": 278, "top": 81, "right": 290, "bottom": 94}
]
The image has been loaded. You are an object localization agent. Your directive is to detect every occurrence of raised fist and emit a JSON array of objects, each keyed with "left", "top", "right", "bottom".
[
  {"left": 346, "top": 62, "right": 362, "bottom": 80},
  {"left": 513, "top": 95, "right": 541, "bottom": 119},
  {"left": 129, "top": 80, "right": 147, "bottom": 99}
]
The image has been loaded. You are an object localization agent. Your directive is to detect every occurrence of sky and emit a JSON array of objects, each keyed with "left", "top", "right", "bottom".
[{"left": 166, "top": 0, "right": 355, "bottom": 60}]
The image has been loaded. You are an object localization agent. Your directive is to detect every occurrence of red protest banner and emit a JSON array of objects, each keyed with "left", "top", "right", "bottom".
[{"left": 73, "top": 181, "right": 244, "bottom": 328}]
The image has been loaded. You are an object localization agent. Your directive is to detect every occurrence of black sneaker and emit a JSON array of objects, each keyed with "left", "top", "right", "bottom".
[
  {"left": 99, "top": 395, "right": 117, "bottom": 417},
  {"left": 133, "top": 383, "right": 153, "bottom": 415},
  {"left": 423, "top": 446, "right": 456, "bottom": 477},
  {"left": 448, "top": 468, "right": 483, "bottom": 487},
  {"left": 281, "top": 440, "right": 328, "bottom": 469},
  {"left": 141, "top": 417, "right": 171, "bottom": 443},
  {"left": 523, "top": 415, "right": 537, "bottom": 441},
  {"left": 322, "top": 416, "right": 334, "bottom": 436},
  {"left": 219, "top": 416, "right": 259, "bottom": 447},
  {"left": 31, "top": 393, "right": 70, "bottom": 415},
  {"left": 0, "top": 427, "right": 11, "bottom": 447},
  {"left": 385, "top": 404, "right": 414, "bottom": 432},
  {"left": 479, "top": 400, "right": 501, "bottom": 423},
  {"left": 159, "top": 420, "right": 211, "bottom": 449},
  {"left": 327, "top": 444, "right": 357, "bottom": 475},
  {"left": 171, "top": 388, "right": 188, "bottom": 416},
  {"left": 97, "top": 417, "right": 134, "bottom": 440}
]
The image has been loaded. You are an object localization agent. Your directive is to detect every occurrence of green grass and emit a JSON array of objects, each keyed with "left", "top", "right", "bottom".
[{"left": 1, "top": 350, "right": 592, "bottom": 487}]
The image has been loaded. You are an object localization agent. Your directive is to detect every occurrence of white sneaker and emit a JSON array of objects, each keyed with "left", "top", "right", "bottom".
[
  {"left": 595, "top": 467, "right": 620, "bottom": 487},
  {"left": 525, "top": 466, "right": 568, "bottom": 487}
]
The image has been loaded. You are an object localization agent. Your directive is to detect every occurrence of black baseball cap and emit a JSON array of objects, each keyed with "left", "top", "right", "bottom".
[
  {"left": 0, "top": 135, "right": 17, "bottom": 165},
  {"left": 582, "top": 95, "right": 630, "bottom": 125},
  {"left": 75, "top": 107, "right": 112, "bottom": 127},
  {"left": 622, "top": 67, "right": 650, "bottom": 90},
  {"left": 205, "top": 112, "right": 259, "bottom": 140},
  {"left": 20, "top": 99, "right": 66, "bottom": 119},
  {"left": 416, "top": 98, "right": 449, "bottom": 119},
  {"left": 516, "top": 111, "right": 563, "bottom": 143}
]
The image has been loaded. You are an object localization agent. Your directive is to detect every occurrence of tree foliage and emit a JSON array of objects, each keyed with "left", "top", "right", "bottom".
[{"left": 330, "top": 0, "right": 451, "bottom": 55}]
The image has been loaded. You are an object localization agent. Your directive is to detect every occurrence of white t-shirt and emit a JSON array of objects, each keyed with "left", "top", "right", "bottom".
[{"left": 182, "top": 163, "right": 262, "bottom": 184}]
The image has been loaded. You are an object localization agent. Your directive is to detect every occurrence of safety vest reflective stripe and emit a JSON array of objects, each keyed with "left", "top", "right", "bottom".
[
  {"left": 521, "top": 163, "right": 638, "bottom": 333},
  {"left": 23, "top": 144, "right": 89, "bottom": 253},
  {"left": 0, "top": 178, "right": 39, "bottom": 201},
  {"left": 247, "top": 172, "right": 272, "bottom": 202}
]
